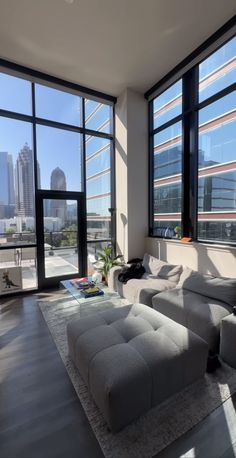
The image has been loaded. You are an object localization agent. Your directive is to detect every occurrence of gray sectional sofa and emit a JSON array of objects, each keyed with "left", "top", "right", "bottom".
[
  {"left": 67, "top": 253, "right": 236, "bottom": 432},
  {"left": 152, "top": 271, "right": 233, "bottom": 353},
  {"left": 108, "top": 253, "right": 183, "bottom": 307},
  {"left": 109, "top": 253, "right": 236, "bottom": 353}
]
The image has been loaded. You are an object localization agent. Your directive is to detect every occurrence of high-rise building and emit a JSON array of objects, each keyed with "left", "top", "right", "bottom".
[
  {"left": 7, "top": 154, "right": 15, "bottom": 206},
  {"left": 0, "top": 151, "right": 15, "bottom": 218},
  {"left": 0, "top": 151, "right": 9, "bottom": 219},
  {"left": 50, "top": 167, "right": 67, "bottom": 191},
  {"left": 15, "top": 143, "right": 35, "bottom": 217},
  {"left": 50, "top": 167, "right": 67, "bottom": 224},
  {"left": 37, "top": 161, "right": 41, "bottom": 189}
]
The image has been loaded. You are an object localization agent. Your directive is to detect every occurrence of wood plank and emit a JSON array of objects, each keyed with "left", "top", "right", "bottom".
[{"left": 0, "top": 293, "right": 104, "bottom": 458}]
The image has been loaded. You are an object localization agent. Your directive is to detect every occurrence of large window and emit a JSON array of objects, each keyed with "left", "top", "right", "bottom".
[
  {"left": 85, "top": 134, "right": 113, "bottom": 275},
  {"left": 85, "top": 99, "right": 112, "bottom": 134},
  {"left": 35, "top": 84, "right": 82, "bottom": 126},
  {"left": 197, "top": 39, "right": 236, "bottom": 243},
  {"left": 36, "top": 125, "right": 82, "bottom": 192},
  {"left": 0, "top": 69, "right": 115, "bottom": 292},
  {"left": 152, "top": 82, "right": 183, "bottom": 238},
  {"left": 149, "top": 33, "right": 236, "bottom": 244}
]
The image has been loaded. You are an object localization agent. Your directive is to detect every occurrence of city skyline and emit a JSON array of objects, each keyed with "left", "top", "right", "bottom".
[
  {"left": 0, "top": 144, "right": 41, "bottom": 220},
  {"left": 0, "top": 74, "right": 112, "bottom": 237},
  {"left": 0, "top": 77, "right": 111, "bottom": 193},
  {"left": 0, "top": 143, "right": 74, "bottom": 222},
  {"left": 0, "top": 141, "right": 106, "bottom": 225}
]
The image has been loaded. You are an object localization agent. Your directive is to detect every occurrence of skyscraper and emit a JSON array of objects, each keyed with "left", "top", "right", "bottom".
[
  {"left": 50, "top": 167, "right": 67, "bottom": 191},
  {"left": 50, "top": 167, "right": 67, "bottom": 224},
  {"left": 0, "top": 151, "right": 15, "bottom": 218},
  {"left": 15, "top": 143, "right": 34, "bottom": 217},
  {"left": 37, "top": 161, "right": 41, "bottom": 189},
  {"left": 7, "top": 154, "right": 15, "bottom": 206}
]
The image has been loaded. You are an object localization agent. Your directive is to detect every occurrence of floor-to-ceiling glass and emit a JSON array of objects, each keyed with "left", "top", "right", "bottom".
[{"left": 0, "top": 70, "right": 115, "bottom": 294}]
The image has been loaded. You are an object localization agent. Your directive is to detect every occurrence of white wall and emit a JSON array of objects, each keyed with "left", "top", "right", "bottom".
[
  {"left": 145, "top": 237, "right": 236, "bottom": 278},
  {"left": 115, "top": 89, "right": 128, "bottom": 259},
  {"left": 115, "top": 89, "right": 148, "bottom": 261}
]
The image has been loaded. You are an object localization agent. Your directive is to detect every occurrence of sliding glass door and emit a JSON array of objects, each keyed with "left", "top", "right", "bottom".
[{"left": 36, "top": 192, "right": 86, "bottom": 288}]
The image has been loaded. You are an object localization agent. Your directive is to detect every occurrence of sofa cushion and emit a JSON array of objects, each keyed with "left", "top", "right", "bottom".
[
  {"left": 142, "top": 253, "right": 182, "bottom": 283},
  {"left": 158, "top": 264, "right": 183, "bottom": 283},
  {"left": 142, "top": 253, "right": 165, "bottom": 276},
  {"left": 152, "top": 288, "right": 232, "bottom": 352},
  {"left": 182, "top": 271, "right": 236, "bottom": 308},
  {"left": 177, "top": 266, "right": 193, "bottom": 287},
  {"left": 117, "top": 277, "right": 176, "bottom": 306}
]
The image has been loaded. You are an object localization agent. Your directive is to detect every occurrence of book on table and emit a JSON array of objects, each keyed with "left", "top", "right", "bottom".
[
  {"left": 70, "top": 277, "right": 94, "bottom": 289},
  {"left": 80, "top": 285, "right": 104, "bottom": 298}
]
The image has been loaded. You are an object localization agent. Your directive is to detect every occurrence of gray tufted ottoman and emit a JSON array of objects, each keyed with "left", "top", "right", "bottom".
[{"left": 67, "top": 303, "right": 208, "bottom": 432}]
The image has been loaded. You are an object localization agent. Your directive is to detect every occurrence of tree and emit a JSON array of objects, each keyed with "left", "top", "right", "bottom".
[
  {"left": 6, "top": 228, "right": 15, "bottom": 235},
  {"left": 61, "top": 224, "right": 77, "bottom": 247}
]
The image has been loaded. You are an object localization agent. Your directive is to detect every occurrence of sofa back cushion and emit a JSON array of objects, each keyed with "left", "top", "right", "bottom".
[
  {"left": 142, "top": 253, "right": 182, "bottom": 284},
  {"left": 158, "top": 264, "right": 183, "bottom": 283},
  {"left": 143, "top": 253, "right": 164, "bottom": 275},
  {"left": 178, "top": 266, "right": 193, "bottom": 287},
  {"left": 182, "top": 270, "right": 236, "bottom": 307}
]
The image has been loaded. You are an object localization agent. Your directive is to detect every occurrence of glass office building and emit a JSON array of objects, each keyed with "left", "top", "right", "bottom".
[{"left": 150, "top": 36, "right": 236, "bottom": 243}]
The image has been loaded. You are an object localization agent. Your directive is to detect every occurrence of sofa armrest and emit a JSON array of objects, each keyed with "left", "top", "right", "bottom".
[{"left": 108, "top": 265, "right": 125, "bottom": 292}]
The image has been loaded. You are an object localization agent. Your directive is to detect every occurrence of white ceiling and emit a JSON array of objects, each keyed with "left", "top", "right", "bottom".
[{"left": 0, "top": 0, "right": 235, "bottom": 97}]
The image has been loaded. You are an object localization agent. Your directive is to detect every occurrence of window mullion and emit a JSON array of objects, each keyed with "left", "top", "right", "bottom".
[
  {"left": 182, "top": 67, "right": 199, "bottom": 239},
  {"left": 149, "top": 100, "right": 154, "bottom": 235}
]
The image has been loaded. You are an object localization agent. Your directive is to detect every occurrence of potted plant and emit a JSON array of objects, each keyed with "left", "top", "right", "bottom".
[
  {"left": 174, "top": 226, "right": 181, "bottom": 239},
  {"left": 95, "top": 245, "right": 124, "bottom": 285}
]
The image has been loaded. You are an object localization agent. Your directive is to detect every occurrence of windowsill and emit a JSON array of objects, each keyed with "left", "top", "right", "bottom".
[{"left": 146, "top": 236, "right": 236, "bottom": 250}]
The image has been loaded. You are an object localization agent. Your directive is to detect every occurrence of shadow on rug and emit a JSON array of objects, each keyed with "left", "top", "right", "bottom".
[{"left": 38, "top": 293, "right": 236, "bottom": 458}]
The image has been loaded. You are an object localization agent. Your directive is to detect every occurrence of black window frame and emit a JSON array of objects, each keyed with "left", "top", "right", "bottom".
[
  {"left": 147, "top": 16, "right": 236, "bottom": 246},
  {"left": 0, "top": 60, "right": 116, "bottom": 294}
]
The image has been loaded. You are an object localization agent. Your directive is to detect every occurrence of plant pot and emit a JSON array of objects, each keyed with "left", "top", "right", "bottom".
[{"left": 102, "top": 275, "right": 108, "bottom": 285}]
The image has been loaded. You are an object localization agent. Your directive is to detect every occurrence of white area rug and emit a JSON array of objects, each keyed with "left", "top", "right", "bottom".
[{"left": 38, "top": 291, "right": 236, "bottom": 458}]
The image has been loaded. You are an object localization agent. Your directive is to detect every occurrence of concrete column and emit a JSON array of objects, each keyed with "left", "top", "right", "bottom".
[{"left": 115, "top": 88, "right": 148, "bottom": 261}]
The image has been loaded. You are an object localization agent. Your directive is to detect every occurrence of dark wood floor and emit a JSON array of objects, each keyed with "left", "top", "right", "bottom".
[
  {"left": 155, "top": 390, "right": 236, "bottom": 458},
  {"left": 0, "top": 293, "right": 104, "bottom": 458},
  {"left": 1, "top": 292, "right": 236, "bottom": 458}
]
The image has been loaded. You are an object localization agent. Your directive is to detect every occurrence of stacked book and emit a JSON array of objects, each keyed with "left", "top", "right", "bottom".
[
  {"left": 80, "top": 285, "right": 104, "bottom": 298},
  {"left": 70, "top": 277, "right": 93, "bottom": 289},
  {"left": 70, "top": 277, "right": 104, "bottom": 298}
]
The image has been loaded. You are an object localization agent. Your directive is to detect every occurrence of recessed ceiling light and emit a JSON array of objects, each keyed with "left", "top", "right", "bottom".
[{"left": 65, "top": 0, "right": 74, "bottom": 4}]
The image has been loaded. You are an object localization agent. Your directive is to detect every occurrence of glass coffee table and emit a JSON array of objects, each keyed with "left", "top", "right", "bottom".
[{"left": 60, "top": 279, "right": 128, "bottom": 309}]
